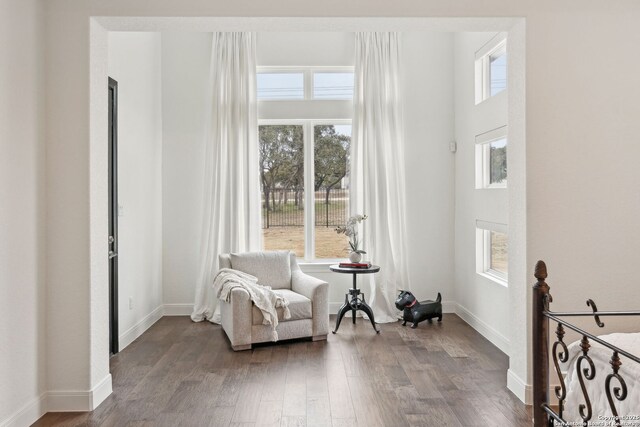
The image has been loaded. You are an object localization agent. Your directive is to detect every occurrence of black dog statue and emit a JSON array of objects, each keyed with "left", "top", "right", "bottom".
[{"left": 395, "top": 291, "right": 442, "bottom": 328}]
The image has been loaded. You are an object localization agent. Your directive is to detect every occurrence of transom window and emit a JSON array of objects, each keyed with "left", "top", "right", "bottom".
[
  {"left": 257, "top": 72, "right": 304, "bottom": 100},
  {"left": 257, "top": 67, "right": 354, "bottom": 101},
  {"left": 313, "top": 72, "right": 354, "bottom": 99}
]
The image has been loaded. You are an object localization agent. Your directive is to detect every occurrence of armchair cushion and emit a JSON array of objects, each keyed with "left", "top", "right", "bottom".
[
  {"left": 230, "top": 251, "right": 291, "bottom": 289},
  {"left": 252, "top": 289, "right": 312, "bottom": 325}
]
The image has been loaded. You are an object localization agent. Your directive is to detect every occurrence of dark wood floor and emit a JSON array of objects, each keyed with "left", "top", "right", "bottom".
[{"left": 34, "top": 314, "right": 531, "bottom": 427}]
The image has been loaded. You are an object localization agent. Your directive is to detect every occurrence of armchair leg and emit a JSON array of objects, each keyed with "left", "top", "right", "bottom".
[
  {"left": 232, "top": 344, "right": 252, "bottom": 351},
  {"left": 312, "top": 334, "right": 327, "bottom": 342}
]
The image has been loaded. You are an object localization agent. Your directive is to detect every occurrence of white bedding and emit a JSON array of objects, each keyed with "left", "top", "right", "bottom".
[{"left": 560, "top": 332, "right": 640, "bottom": 425}]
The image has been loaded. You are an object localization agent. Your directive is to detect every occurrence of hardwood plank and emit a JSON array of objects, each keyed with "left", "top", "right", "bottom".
[
  {"left": 346, "top": 376, "right": 384, "bottom": 427},
  {"left": 306, "top": 374, "right": 328, "bottom": 398},
  {"left": 331, "top": 418, "right": 358, "bottom": 427},
  {"left": 407, "top": 368, "right": 444, "bottom": 399},
  {"left": 280, "top": 416, "right": 306, "bottom": 427},
  {"left": 255, "top": 400, "right": 282, "bottom": 427},
  {"left": 326, "top": 359, "right": 356, "bottom": 420},
  {"left": 231, "top": 381, "right": 264, "bottom": 423},
  {"left": 306, "top": 396, "right": 331, "bottom": 426},
  {"left": 282, "top": 372, "right": 306, "bottom": 417}
]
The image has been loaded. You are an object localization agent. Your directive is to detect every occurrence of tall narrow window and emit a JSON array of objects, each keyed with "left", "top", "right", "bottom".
[
  {"left": 314, "top": 124, "right": 351, "bottom": 258},
  {"left": 260, "top": 125, "right": 305, "bottom": 257}
]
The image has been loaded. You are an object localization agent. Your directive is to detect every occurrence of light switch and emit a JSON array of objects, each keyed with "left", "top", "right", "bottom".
[{"left": 118, "top": 204, "right": 124, "bottom": 217}]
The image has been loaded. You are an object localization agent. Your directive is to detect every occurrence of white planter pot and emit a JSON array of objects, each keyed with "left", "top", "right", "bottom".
[{"left": 349, "top": 252, "right": 362, "bottom": 263}]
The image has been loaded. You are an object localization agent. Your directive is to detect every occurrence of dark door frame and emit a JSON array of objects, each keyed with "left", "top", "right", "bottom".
[{"left": 108, "top": 77, "right": 119, "bottom": 355}]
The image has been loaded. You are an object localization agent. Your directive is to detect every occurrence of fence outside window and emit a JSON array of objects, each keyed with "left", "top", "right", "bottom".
[{"left": 262, "top": 188, "right": 349, "bottom": 229}]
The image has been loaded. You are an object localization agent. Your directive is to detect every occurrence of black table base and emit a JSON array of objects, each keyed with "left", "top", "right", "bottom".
[{"left": 332, "top": 273, "right": 380, "bottom": 334}]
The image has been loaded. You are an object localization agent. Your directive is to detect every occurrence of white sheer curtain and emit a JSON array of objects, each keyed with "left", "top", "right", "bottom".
[
  {"left": 191, "top": 32, "right": 262, "bottom": 323},
  {"left": 351, "top": 32, "right": 411, "bottom": 323}
]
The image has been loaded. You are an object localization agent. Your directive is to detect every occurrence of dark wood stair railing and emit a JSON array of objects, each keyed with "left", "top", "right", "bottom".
[{"left": 532, "top": 260, "right": 640, "bottom": 427}]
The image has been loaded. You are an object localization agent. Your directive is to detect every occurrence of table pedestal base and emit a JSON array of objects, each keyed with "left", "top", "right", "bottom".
[{"left": 332, "top": 287, "right": 380, "bottom": 334}]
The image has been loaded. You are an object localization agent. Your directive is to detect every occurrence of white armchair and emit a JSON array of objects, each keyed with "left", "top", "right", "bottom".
[{"left": 218, "top": 251, "right": 329, "bottom": 351}]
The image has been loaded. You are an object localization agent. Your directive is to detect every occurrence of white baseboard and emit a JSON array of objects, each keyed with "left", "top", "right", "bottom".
[
  {"left": 0, "top": 393, "right": 47, "bottom": 427},
  {"left": 507, "top": 369, "right": 531, "bottom": 404},
  {"left": 90, "top": 374, "right": 113, "bottom": 410},
  {"left": 119, "top": 305, "right": 164, "bottom": 350},
  {"left": 47, "top": 373, "right": 112, "bottom": 412},
  {"left": 163, "top": 303, "right": 193, "bottom": 316},
  {"left": 441, "top": 300, "right": 456, "bottom": 313},
  {"left": 454, "top": 302, "right": 510, "bottom": 355},
  {"left": 329, "top": 302, "right": 346, "bottom": 314}
]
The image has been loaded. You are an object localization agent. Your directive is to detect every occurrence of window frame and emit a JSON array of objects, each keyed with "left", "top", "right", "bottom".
[
  {"left": 476, "top": 220, "right": 508, "bottom": 287},
  {"left": 475, "top": 125, "right": 507, "bottom": 189},
  {"left": 474, "top": 32, "right": 507, "bottom": 104},
  {"left": 258, "top": 119, "right": 352, "bottom": 262},
  {"left": 257, "top": 66, "right": 355, "bottom": 102}
]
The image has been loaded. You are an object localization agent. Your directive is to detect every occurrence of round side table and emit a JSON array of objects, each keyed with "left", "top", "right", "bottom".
[{"left": 329, "top": 264, "right": 380, "bottom": 334}]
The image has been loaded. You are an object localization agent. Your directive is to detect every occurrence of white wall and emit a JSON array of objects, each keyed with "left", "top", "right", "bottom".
[
  {"left": 402, "top": 32, "right": 455, "bottom": 304},
  {"left": 108, "top": 32, "right": 164, "bottom": 349},
  {"left": 453, "top": 32, "right": 509, "bottom": 352},
  {"left": 257, "top": 32, "right": 354, "bottom": 66},
  {"left": 160, "top": 31, "right": 456, "bottom": 314},
  {"left": 161, "top": 32, "right": 210, "bottom": 313},
  {"left": 0, "top": 0, "right": 46, "bottom": 424}
]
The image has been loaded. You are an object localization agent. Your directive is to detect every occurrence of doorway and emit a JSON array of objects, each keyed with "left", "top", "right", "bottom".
[{"left": 108, "top": 77, "right": 119, "bottom": 355}]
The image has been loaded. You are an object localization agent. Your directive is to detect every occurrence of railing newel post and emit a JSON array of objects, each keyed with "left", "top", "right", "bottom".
[{"left": 533, "top": 260, "right": 550, "bottom": 427}]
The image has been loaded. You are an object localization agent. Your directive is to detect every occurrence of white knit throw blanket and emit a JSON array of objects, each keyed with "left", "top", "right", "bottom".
[{"left": 212, "top": 268, "right": 291, "bottom": 341}]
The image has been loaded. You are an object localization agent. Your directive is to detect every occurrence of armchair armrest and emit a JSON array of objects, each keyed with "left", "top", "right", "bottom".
[
  {"left": 291, "top": 270, "right": 329, "bottom": 337},
  {"left": 219, "top": 287, "right": 252, "bottom": 350}
]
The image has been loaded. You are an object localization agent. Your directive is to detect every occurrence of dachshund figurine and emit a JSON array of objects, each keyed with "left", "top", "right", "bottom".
[{"left": 395, "top": 291, "right": 442, "bottom": 328}]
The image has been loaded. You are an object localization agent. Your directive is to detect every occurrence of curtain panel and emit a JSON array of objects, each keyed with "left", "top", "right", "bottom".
[
  {"left": 351, "top": 32, "right": 411, "bottom": 323},
  {"left": 191, "top": 32, "right": 262, "bottom": 323}
]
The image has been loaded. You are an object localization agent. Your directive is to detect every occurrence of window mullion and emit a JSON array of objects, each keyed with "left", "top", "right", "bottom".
[
  {"left": 304, "top": 69, "right": 313, "bottom": 100},
  {"left": 304, "top": 121, "right": 315, "bottom": 260}
]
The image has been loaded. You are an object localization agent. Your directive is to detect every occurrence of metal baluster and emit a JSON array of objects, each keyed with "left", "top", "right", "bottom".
[
  {"left": 576, "top": 335, "right": 596, "bottom": 424},
  {"left": 551, "top": 323, "right": 569, "bottom": 419},
  {"left": 605, "top": 351, "right": 628, "bottom": 427}
]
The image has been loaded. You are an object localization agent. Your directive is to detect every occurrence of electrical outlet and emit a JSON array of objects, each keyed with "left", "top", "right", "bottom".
[{"left": 129, "top": 297, "right": 133, "bottom": 310}]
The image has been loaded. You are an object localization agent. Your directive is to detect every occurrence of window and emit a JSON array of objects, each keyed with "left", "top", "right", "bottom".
[
  {"left": 489, "top": 49, "right": 507, "bottom": 97},
  {"left": 475, "top": 126, "right": 507, "bottom": 189},
  {"left": 475, "top": 33, "right": 507, "bottom": 104},
  {"left": 476, "top": 221, "right": 508, "bottom": 285},
  {"left": 258, "top": 66, "right": 353, "bottom": 260},
  {"left": 257, "top": 72, "right": 304, "bottom": 100},
  {"left": 313, "top": 72, "right": 354, "bottom": 100},
  {"left": 257, "top": 67, "right": 354, "bottom": 101},
  {"left": 260, "top": 124, "right": 306, "bottom": 256},
  {"left": 313, "top": 124, "right": 351, "bottom": 258},
  {"left": 260, "top": 122, "right": 351, "bottom": 260}
]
